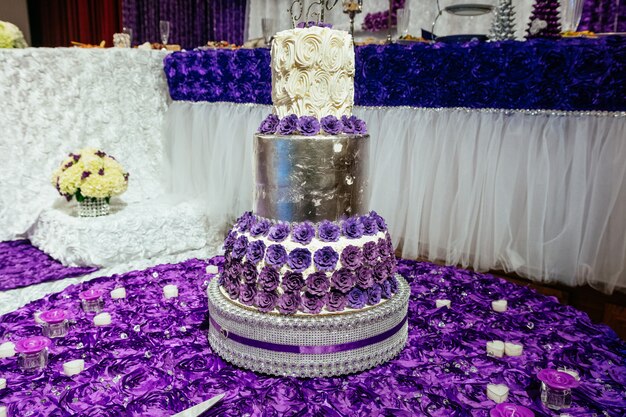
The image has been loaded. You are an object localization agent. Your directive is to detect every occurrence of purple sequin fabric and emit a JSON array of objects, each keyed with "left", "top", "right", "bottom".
[
  {"left": 0, "top": 258, "right": 625, "bottom": 416},
  {"left": 0, "top": 240, "right": 97, "bottom": 291}
]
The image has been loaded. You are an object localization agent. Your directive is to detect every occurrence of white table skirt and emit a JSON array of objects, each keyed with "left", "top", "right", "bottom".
[{"left": 165, "top": 101, "right": 626, "bottom": 293}]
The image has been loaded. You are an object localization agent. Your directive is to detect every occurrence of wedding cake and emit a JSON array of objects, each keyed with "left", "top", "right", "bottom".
[{"left": 206, "top": 24, "right": 409, "bottom": 377}]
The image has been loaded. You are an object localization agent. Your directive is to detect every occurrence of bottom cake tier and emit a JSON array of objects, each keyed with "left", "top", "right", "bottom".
[{"left": 206, "top": 275, "right": 410, "bottom": 377}]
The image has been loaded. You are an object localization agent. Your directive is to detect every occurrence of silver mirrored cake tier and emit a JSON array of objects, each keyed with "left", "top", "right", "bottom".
[
  {"left": 254, "top": 134, "right": 370, "bottom": 223},
  {"left": 207, "top": 275, "right": 410, "bottom": 377}
]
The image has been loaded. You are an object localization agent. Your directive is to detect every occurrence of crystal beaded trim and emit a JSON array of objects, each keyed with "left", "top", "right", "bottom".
[
  {"left": 78, "top": 198, "right": 110, "bottom": 217},
  {"left": 206, "top": 275, "right": 410, "bottom": 377}
]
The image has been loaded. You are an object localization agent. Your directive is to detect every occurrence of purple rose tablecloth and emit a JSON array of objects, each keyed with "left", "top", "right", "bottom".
[
  {"left": 0, "top": 240, "right": 97, "bottom": 291},
  {"left": 0, "top": 257, "right": 624, "bottom": 416}
]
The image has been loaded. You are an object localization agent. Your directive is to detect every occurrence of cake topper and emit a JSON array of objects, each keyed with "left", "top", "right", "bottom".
[{"left": 289, "top": 0, "right": 339, "bottom": 28}]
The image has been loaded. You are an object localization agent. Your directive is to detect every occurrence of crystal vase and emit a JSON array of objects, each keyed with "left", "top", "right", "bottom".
[{"left": 78, "top": 198, "right": 110, "bottom": 217}]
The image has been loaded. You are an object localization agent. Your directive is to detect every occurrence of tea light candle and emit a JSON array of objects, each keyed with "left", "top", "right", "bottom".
[
  {"left": 0, "top": 342, "right": 15, "bottom": 358},
  {"left": 487, "top": 384, "right": 509, "bottom": 403},
  {"left": 163, "top": 284, "right": 179, "bottom": 299},
  {"left": 487, "top": 340, "right": 505, "bottom": 358},
  {"left": 557, "top": 367, "right": 580, "bottom": 381},
  {"left": 435, "top": 299, "right": 451, "bottom": 309},
  {"left": 489, "top": 403, "right": 534, "bottom": 417},
  {"left": 39, "top": 309, "right": 69, "bottom": 339},
  {"left": 538, "top": 369, "right": 579, "bottom": 410},
  {"left": 0, "top": 405, "right": 6, "bottom": 417},
  {"left": 492, "top": 300, "right": 507, "bottom": 312},
  {"left": 79, "top": 289, "right": 104, "bottom": 313},
  {"left": 15, "top": 336, "right": 51, "bottom": 371},
  {"left": 0, "top": 378, "right": 5, "bottom": 389},
  {"left": 110, "top": 287, "right": 126, "bottom": 299},
  {"left": 206, "top": 265, "right": 219, "bottom": 274},
  {"left": 63, "top": 359, "right": 85, "bottom": 376},
  {"left": 93, "top": 312, "right": 112, "bottom": 326},
  {"left": 504, "top": 342, "right": 523, "bottom": 357},
  {"left": 34, "top": 311, "right": 44, "bottom": 324}
]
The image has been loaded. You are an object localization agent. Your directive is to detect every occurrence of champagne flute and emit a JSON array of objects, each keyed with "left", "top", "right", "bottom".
[
  {"left": 262, "top": 18, "right": 275, "bottom": 47},
  {"left": 160, "top": 20, "right": 170, "bottom": 45},
  {"left": 396, "top": 8, "right": 411, "bottom": 39}
]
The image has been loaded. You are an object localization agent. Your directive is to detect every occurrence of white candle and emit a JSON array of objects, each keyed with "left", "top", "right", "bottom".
[
  {"left": 0, "top": 342, "right": 15, "bottom": 359},
  {"left": 206, "top": 265, "right": 219, "bottom": 274},
  {"left": 487, "top": 383, "right": 509, "bottom": 403},
  {"left": 435, "top": 299, "right": 451, "bottom": 309},
  {"left": 0, "top": 378, "right": 5, "bottom": 389},
  {"left": 487, "top": 340, "right": 505, "bottom": 358},
  {"left": 492, "top": 299, "right": 507, "bottom": 312},
  {"left": 558, "top": 368, "right": 580, "bottom": 380},
  {"left": 34, "top": 311, "right": 44, "bottom": 324},
  {"left": 163, "top": 284, "right": 179, "bottom": 299},
  {"left": 63, "top": 359, "right": 85, "bottom": 376},
  {"left": 93, "top": 312, "right": 112, "bottom": 326},
  {"left": 0, "top": 405, "right": 6, "bottom": 417},
  {"left": 110, "top": 287, "right": 126, "bottom": 299},
  {"left": 504, "top": 342, "right": 523, "bottom": 357}
]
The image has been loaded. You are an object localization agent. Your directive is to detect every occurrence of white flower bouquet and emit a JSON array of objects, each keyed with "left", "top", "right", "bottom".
[
  {"left": 52, "top": 148, "right": 129, "bottom": 217},
  {"left": 0, "top": 21, "right": 28, "bottom": 49}
]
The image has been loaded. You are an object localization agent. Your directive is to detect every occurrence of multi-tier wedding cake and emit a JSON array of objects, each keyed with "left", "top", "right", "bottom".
[{"left": 206, "top": 24, "right": 409, "bottom": 377}]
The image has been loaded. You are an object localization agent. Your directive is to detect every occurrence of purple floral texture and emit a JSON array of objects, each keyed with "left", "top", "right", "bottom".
[
  {"left": 277, "top": 114, "right": 299, "bottom": 135},
  {"left": 340, "top": 115, "right": 368, "bottom": 135},
  {"left": 225, "top": 281, "right": 240, "bottom": 299},
  {"left": 300, "top": 292, "right": 326, "bottom": 314},
  {"left": 240, "top": 261, "right": 258, "bottom": 285},
  {"left": 363, "top": 241, "right": 379, "bottom": 265},
  {"left": 282, "top": 271, "right": 305, "bottom": 292},
  {"left": 296, "top": 21, "right": 333, "bottom": 29},
  {"left": 356, "top": 266, "right": 374, "bottom": 289},
  {"left": 258, "top": 114, "right": 280, "bottom": 134},
  {"left": 370, "top": 210, "right": 387, "bottom": 231},
  {"left": 326, "top": 290, "right": 348, "bottom": 311},
  {"left": 231, "top": 236, "right": 248, "bottom": 259},
  {"left": 287, "top": 248, "right": 312, "bottom": 273},
  {"left": 250, "top": 218, "right": 270, "bottom": 237},
  {"left": 291, "top": 222, "right": 315, "bottom": 245},
  {"left": 265, "top": 244, "right": 288, "bottom": 267},
  {"left": 340, "top": 245, "right": 363, "bottom": 270},
  {"left": 361, "top": 215, "right": 378, "bottom": 235},
  {"left": 306, "top": 272, "right": 330, "bottom": 296},
  {"left": 277, "top": 292, "right": 301, "bottom": 314},
  {"left": 268, "top": 223, "right": 290, "bottom": 242},
  {"left": 367, "top": 283, "right": 382, "bottom": 305},
  {"left": 246, "top": 240, "right": 266, "bottom": 264},
  {"left": 320, "top": 115, "right": 343, "bottom": 135},
  {"left": 236, "top": 211, "right": 254, "bottom": 232},
  {"left": 331, "top": 268, "right": 356, "bottom": 293},
  {"left": 259, "top": 266, "right": 280, "bottom": 292},
  {"left": 239, "top": 284, "right": 257, "bottom": 306},
  {"left": 314, "top": 246, "right": 339, "bottom": 271},
  {"left": 342, "top": 217, "right": 364, "bottom": 239},
  {"left": 297, "top": 116, "right": 321, "bottom": 136},
  {"left": 347, "top": 287, "right": 367, "bottom": 309},
  {"left": 256, "top": 290, "right": 279, "bottom": 312},
  {"left": 377, "top": 238, "right": 391, "bottom": 257},
  {"left": 318, "top": 220, "right": 340, "bottom": 242}
]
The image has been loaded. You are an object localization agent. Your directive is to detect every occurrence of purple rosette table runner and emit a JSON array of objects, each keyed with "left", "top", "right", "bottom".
[
  {"left": 163, "top": 36, "right": 626, "bottom": 112},
  {"left": 0, "top": 240, "right": 97, "bottom": 291},
  {"left": 0, "top": 258, "right": 624, "bottom": 416}
]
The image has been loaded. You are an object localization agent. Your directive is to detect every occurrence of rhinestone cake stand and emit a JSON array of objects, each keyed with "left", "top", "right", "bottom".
[{"left": 206, "top": 275, "right": 410, "bottom": 377}]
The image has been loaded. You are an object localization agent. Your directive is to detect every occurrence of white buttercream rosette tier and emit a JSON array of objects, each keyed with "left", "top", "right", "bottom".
[{"left": 271, "top": 26, "right": 355, "bottom": 119}]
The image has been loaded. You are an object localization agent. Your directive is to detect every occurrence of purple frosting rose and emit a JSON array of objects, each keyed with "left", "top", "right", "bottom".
[
  {"left": 287, "top": 248, "right": 312, "bottom": 273},
  {"left": 250, "top": 218, "right": 270, "bottom": 237},
  {"left": 258, "top": 114, "right": 280, "bottom": 134},
  {"left": 340, "top": 245, "right": 363, "bottom": 270},
  {"left": 256, "top": 291, "right": 279, "bottom": 313},
  {"left": 300, "top": 292, "right": 326, "bottom": 314},
  {"left": 314, "top": 246, "right": 339, "bottom": 271},
  {"left": 246, "top": 240, "right": 266, "bottom": 264},
  {"left": 318, "top": 220, "right": 340, "bottom": 242},
  {"left": 282, "top": 272, "right": 305, "bottom": 292},
  {"left": 232, "top": 236, "right": 249, "bottom": 259},
  {"left": 341, "top": 115, "right": 355, "bottom": 134},
  {"left": 320, "top": 115, "right": 343, "bottom": 135},
  {"left": 292, "top": 222, "right": 315, "bottom": 245},
  {"left": 268, "top": 223, "right": 290, "bottom": 242},
  {"left": 389, "top": 275, "right": 398, "bottom": 293},
  {"left": 326, "top": 290, "right": 347, "bottom": 312},
  {"left": 258, "top": 266, "right": 280, "bottom": 292},
  {"left": 241, "top": 261, "right": 258, "bottom": 284},
  {"left": 377, "top": 238, "right": 391, "bottom": 257},
  {"left": 373, "top": 261, "right": 388, "bottom": 283},
  {"left": 331, "top": 269, "right": 356, "bottom": 293},
  {"left": 341, "top": 115, "right": 367, "bottom": 134},
  {"left": 297, "top": 116, "right": 321, "bottom": 136},
  {"left": 342, "top": 217, "right": 364, "bottom": 239},
  {"left": 353, "top": 117, "right": 367, "bottom": 134},
  {"left": 239, "top": 284, "right": 257, "bottom": 306},
  {"left": 265, "top": 244, "right": 288, "bottom": 267},
  {"left": 347, "top": 287, "right": 367, "bottom": 309},
  {"left": 366, "top": 284, "right": 382, "bottom": 305},
  {"left": 363, "top": 241, "right": 379, "bottom": 265},
  {"left": 277, "top": 114, "right": 298, "bottom": 135},
  {"left": 371, "top": 210, "right": 387, "bottom": 231},
  {"left": 381, "top": 279, "right": 392, "bottom": 299},
  {"left": 361, "top": 215, "right": 378, "bottom": 235},
  {"left": 225, "top": 282, "right": 240, "bottom": 299},
  {"left": 306, "top": 272, "right": 330, "bottom": 296},
  {"left": 277, "top": 292, "right": 301, "bottom": 314},
  {"left": 236, "top": 212, "right": 254, "bottom": 232},
  {"left": 223, "top": 230, "right": 237, "bottom": 253},
  {"left": 355, "top": 266, "right": 374, "bottom": 289}
]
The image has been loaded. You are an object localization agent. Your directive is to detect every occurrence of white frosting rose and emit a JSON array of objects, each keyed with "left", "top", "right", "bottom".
[
  {"left": 272, "top": 32, "right": 296, "bottom": 72},
  {"left": 285, "top": 68, "right": 311, "bottom": 100},
  {"left": 330, "top": 71, "right": 352, "bottom": 110},
  {"left": 294, "top": 28, "right": 323, "bottom": 68},
  {"left": 309, "top": 69, "right": 332, "bottom": 109},
  {"left": 321, "top": 30, "right": 348, "bottom": 73}
]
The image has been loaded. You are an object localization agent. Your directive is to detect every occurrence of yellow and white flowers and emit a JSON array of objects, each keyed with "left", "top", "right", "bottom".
[
  {"left": 51, "top": 148, "right": 128, "bottom": 201},
  {"left": 0, "top": 21, "right": 28, "bottom": 49}
]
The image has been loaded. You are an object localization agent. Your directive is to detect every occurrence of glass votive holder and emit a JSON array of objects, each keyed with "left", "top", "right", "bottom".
[
  {"left": 79, "top": 289, "right": 104, "bottom": 313},
  {"left": 39, "top": 309, "right": 69, "bottom": 338},
  {"left": 538, "top": 369, "right": 580, "bottom": 410},
  {"left": 15, "top": 336, "right": 51, "bottom": 371}
]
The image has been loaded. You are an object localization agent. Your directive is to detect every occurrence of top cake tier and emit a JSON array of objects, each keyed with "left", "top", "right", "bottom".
[{"left": 271, "top": 26, "right": 355, "bottom": 119}]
